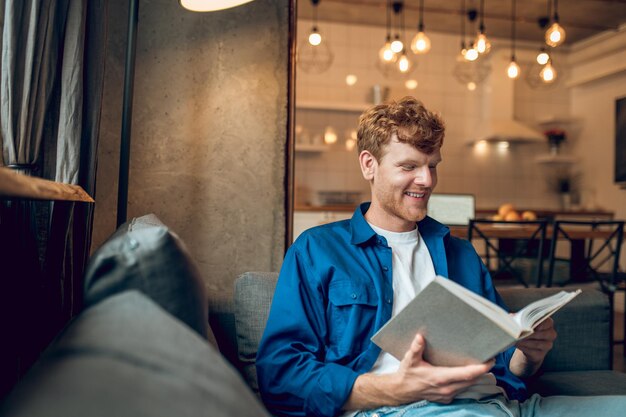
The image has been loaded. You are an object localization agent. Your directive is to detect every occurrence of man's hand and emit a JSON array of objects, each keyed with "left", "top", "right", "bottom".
[
  {"left": 343, "top": 333, "right": 494, "bottom": 410},
  {"left": 510, "top": 317, "right": 557, "bottom": 378}
]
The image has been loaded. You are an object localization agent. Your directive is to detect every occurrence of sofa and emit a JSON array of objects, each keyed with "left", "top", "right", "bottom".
[{"left": 1, "top": 214, "right": 625, "bottom": 417}]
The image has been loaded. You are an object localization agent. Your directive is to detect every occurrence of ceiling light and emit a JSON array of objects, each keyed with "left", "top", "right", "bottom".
[
  {"left": 179, "top": 0, "right": 255, "bottom": 12},
  {"left": 473, "top": 0, "right": 491, "bottom": 55},
  {"left": 540, "top": 60, "right": 557, "bottom": 83},
  {"left": 507, "top": 60, "right": 520, "bottom": 79},
  {"left": 390, "top": 1, "right": 404, "bottom": 53},
  {"left": 464, "top": 47, "right": 478, "bottom": 61},
  {"left": 410, "top": 0, "right": 431, "bottom": 54},
  {"left": 545, "top": 22, "right": 566, "bottom": 47},
  {"left": 397, "top": 50, "right": 414, "bottom": 73},
  {"left": 379, "top": 2, "right": 397, "bottom": 63},
  {"left": 545, "top": 0, "right": 566, "bottom": 47},
  {"left": 467, "top": 82, "right": 477, "bottom": 91},
  {"left": 345, "top": 74, "right": 358, "bottom": 86},
  {"left": 536, "top": 48, "right": 550, "bottom": 65},
  {"left": 307, "top": 0, "right": 323, "bottom": 46},
  {"left": 506, "top": 0, "right": 520, "bottom": 79},
  {"left": 308, "top": 29, "right": 321, "bottom": 46}
]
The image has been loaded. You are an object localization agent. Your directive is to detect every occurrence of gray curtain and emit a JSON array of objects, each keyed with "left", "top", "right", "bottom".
[{"left": 0, "top": 0, "right": 107, "bottom": 397}]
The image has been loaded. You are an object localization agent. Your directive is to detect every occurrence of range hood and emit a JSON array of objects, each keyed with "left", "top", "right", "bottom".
[
  {"left": 473, "top": 119, "right": 546, "bottom": 143},
  {"left": 467, "top": 52, "right": 546, "bottom": 145}
]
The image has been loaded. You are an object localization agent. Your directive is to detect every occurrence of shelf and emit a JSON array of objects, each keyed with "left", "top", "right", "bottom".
[
  {"left": 296, "top": 100, "right": 370, "bottom": 113},
  {"left": 0, "top": 167, "right": 94, "bottom": 202},
  {"left": 295, "top": 144, "right": 329, "bottom": 153},
  {"left": 534, "top": 154, "right": 577, "bottom": 165}
]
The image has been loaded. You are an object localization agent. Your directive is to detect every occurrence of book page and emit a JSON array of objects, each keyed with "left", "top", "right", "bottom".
[{"left": 512, "top": 289, "right": 582, "bottom": 331}]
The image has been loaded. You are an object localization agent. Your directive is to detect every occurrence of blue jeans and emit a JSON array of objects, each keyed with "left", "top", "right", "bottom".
[{"left": 355, "top": 394, "right": 626, "bottom": 417}]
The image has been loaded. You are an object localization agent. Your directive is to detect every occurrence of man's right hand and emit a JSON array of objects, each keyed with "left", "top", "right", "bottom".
[{"left": 343, "top": 333, "right": 494, "bottom": 410}]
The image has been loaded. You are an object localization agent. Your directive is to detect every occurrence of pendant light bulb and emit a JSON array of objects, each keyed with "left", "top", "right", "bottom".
[
  {"left": 390, "top": 36, "right": 404, "bottom": 54},
  {"left": 536, "top": 49, "right": 550, "bottom": 65},
  {"left": 545, "top": 22, "right": 566, "bottom": 47},
  {"left": 507, "top": 59, "right": 520, "bottom": 79},
  {"left": 474, "top": 32, "right": 491, "bottom": 55},
  {"left": 540, "top": 61, "right": 557, "bottom": 83},
  {"left": 379, "top": 38, "right": 396, "bottom": 62},
  {"left": 398, "top": 52, "right": 411, "bottom": 73},
  {"left": 464, "top": 47, "right": 479, "bottom": 62},
  {"left": 308, "top": 28, "right": 322, "bottom": 46},
  {"left": 410, "top": 31, "right": 431, "bottom": 54}
]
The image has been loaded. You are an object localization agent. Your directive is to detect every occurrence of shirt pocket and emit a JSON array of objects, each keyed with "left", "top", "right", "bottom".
[{"left": 327, "top": 280, "right": 378, "bottom": 356}]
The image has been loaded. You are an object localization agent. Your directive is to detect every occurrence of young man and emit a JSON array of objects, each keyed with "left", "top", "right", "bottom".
[{"left": 256, "top": 97, "right": 626, "bottom": 417}]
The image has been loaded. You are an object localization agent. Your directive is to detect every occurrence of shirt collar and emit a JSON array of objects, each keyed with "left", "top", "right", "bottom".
[{"left": 349, "top": 202, "right": 450, "bottom": 246}]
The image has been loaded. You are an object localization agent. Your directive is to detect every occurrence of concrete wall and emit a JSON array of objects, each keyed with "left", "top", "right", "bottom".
[{"left": 93, "top": 0, "right": 290, "bottom": 304}]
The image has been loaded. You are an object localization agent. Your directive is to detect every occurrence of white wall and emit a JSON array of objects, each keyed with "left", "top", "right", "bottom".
[{"left": 295, "top": 20, "right": 573, "bottom": 210}]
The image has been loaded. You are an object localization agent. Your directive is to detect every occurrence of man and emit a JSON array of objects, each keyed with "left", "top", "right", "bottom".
[{"left": 256, "top": 97, "right": 625, "bottom": 417}]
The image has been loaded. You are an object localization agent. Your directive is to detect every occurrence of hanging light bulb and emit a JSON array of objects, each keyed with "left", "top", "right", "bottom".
[
  {"left": 308, "top": 0, "right": 323, "bottom": 46},
  {"left": 474, "top": 32, "right": 491, "bottom": 54},
  {"left": 536, "top": 47, "right": 550, "bottom": 65},
  {"left": 473, "top": 0, "right": 491, "bottom": 55},
  {"left": 540, "top": 60, "right": 557, "bottom": 83},
  {"left": 379, "top": 3, "right": 397, "bottom": 63},
  {"left": 397, "top": 50, "right": 412, "bottom": 73},
  {"left": 411, "top": 31, "right": 431, "bottom": 54},
  {"left": 390, "top": 1, "right": 404, "bottom": 53},
  {"left": 308, "top": 28, "right": 322, "bottom": 46},
  {"left": 507, "top": 59, "right": 520, "bottom": 79},
  {"left": 545, "top": 22, "right": 566, "bottom": 47},
  {"left": 410, "top": 0, "right": 431, "bottom": 54},
  {"left": 390, "top": 35, "right": 404, "bottom": 53},
  {"left": 465, "top": 47, "right": 479, "bottom": 61},
  {"left": 545, "top": 0, "right": 566, "bottom": 47},
  {"left": 379, "top": 36, "right": 396, "bottom": 62},
  {"left": 506, "top": 0, "right": 520, "bottom": 79}
]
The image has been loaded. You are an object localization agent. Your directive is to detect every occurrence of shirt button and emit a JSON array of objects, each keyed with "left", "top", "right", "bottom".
[
  {"left": 351, "top": 293, "right": 357, "bottom": 299},
  {"left": 382, "top": 266, "right": 389, "bottom": 272},
  {"left": 386, "top": 298, "right": 392, "bottom": 304}
]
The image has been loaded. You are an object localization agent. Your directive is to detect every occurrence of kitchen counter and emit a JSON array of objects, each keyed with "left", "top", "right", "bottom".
[{"left": 295, "top": 204, "right": 614, "bottom": 220}]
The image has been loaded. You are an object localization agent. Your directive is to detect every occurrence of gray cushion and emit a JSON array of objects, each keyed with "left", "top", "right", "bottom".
[
  {"left": 499, "top": 287, "right": 612, "bottom": 371},
  {"left": 233, "top": 272, "right": 278, "bottom": 393},
  {"left": 83, "top": 214, "right": 213, "bottom": 343},
  {"left": 530, "top": 370, "right": 626, "bottom": 396},
  {"left": 1, "top": 291, "right": 270, "bottom": 417}
]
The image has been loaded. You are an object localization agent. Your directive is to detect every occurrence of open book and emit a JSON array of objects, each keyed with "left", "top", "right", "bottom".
[{"left": 371, "top": 276, "right": 581, "bottom": 366}]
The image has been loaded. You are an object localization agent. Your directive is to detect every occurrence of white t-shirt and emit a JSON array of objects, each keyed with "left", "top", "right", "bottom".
[{"left": 366, "top": 223, "right": 505, "bottom": 400}]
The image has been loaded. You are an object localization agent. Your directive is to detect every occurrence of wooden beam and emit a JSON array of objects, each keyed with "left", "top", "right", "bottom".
[{"left": 0, "top": 167, "right": 94, "bottom": 202}]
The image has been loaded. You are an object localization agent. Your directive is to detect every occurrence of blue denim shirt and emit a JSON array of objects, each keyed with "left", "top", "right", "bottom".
[{"left": 257, "top": 203, "right": 527, "bottom": 417}]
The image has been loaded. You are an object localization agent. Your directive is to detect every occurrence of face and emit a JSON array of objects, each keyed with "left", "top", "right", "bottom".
[{"left": 359, "top": 136, "right": 441, "bottom": 232}]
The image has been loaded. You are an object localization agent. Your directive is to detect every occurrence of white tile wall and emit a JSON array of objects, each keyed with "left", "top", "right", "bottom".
[{"left": 295, "top": 20, "right": 574, "bottom": 210}]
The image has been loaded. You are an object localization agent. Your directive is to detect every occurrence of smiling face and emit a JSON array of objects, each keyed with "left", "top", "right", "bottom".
[{"left": 360, "top": 136, "right": 442, "bottom": 232}]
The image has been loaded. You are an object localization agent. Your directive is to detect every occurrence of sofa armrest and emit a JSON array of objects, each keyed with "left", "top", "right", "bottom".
[{"left": 498, "top": 287, "right": 612, "bottom": 372}]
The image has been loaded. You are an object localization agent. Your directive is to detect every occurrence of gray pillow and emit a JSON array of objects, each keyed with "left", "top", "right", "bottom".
[
  {"left": 84, "top": 214, "right": 212, "bottom": 342},
  {"left": 234, "top": 272, "right": 279, "bottom": 393},
  {"left": 1, "top": 291, "right": 270, "bottom": 417}
]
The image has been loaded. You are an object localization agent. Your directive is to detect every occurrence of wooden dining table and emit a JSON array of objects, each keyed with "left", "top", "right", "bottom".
[
  {"left": 449, "top": 223, "right": 618, "bottom": 285},
  {"left": 448, "top": 224, "right": 615, "bottom": 241}
]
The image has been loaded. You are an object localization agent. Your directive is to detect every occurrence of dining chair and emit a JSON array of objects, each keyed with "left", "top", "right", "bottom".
[
  {"left": 545, "top": 220, "right": 625, "bottom": 355},
  {"left": 467, "top": 219, "right": 548, "bottom": 288}
]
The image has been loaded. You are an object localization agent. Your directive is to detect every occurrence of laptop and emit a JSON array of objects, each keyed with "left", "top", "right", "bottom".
[{"left": 427, "top": 194, "right": 475, "bottom": 226}]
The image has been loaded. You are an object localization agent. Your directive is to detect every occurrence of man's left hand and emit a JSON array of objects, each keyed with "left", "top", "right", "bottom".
[{"left": 510, "top": 318, "right": 557, "bottom": 378}]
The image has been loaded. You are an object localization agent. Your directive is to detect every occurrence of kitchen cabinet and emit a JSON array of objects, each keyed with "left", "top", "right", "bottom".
[{"left": 293, "top": 209, "right": 353, "bottom": 242}]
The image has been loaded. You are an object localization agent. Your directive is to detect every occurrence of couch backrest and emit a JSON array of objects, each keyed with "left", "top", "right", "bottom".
[
  {"left": 228, "top": 273, "right": 612, "bottom": 393},
  {"left": 232, "top": 272, "right": 278, "bottom": 393},
  {"left": 498, "top": 286, "right": 611, "bottom": 371}
]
